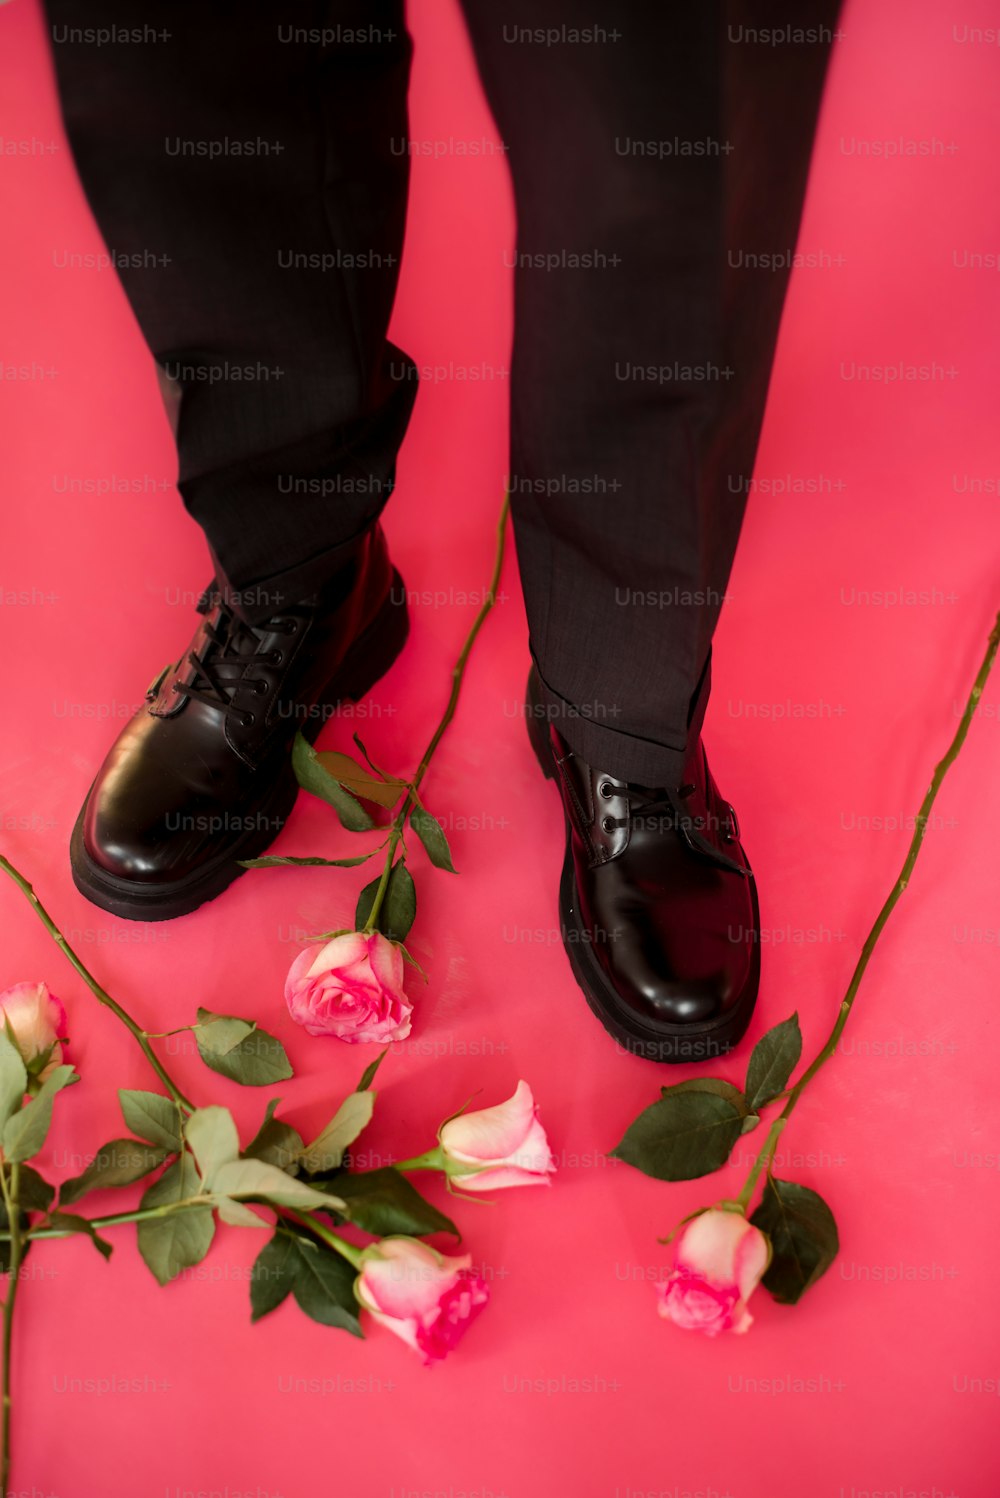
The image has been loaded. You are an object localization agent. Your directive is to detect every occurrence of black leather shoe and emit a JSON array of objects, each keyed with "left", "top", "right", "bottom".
[
  {"left": 70, "top": 527, "right": 407, "bottom": 921},
  {"left": 525, "top": 668, "right": 760, "bottom": 1062}
]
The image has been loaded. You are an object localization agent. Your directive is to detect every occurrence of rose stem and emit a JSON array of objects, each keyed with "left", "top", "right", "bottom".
[
  {"left": 736, "top": 608, "right": 1000, "bottom": 1211},
  {"left": 363, "top": 493, "right": 510, "bottom": 933},
  {"left": 0, "top": 856, "right": 195, "bottom": 1112}
]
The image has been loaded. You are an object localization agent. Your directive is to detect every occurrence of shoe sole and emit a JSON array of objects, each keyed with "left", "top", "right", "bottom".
[
  {"left": 69, "top": 570, "right": 410, "bottom": 922},
  {"left": 524, "top": 669, "right": 760, "bottom": 1063}
]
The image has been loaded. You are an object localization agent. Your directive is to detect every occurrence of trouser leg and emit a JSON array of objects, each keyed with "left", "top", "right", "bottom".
[
  {"left": 44, "top": 1, "right": 415, "bottom": 619},
  {"left": 459, "top": 1, "right": 841, "bottom": 783}
]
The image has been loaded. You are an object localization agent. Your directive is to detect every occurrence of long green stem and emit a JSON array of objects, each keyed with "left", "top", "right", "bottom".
[
  {"left": 281, "top": 1209, "right": 364, "bottom": 1268},
  {"left": 363, "top": 494, "right": 510, "bottom": 932},
  {"left": 3, "top": 1201, "right": 348, "bottom": 1255},
  {"left": 0, "top": 857, "right": 194, "bottom": 1112},
  {"left": 737, "top": 609, "right": 1000, "bottom": 1210},
  {"left": 21, "top": 1198, "right": 214, "bottom": 1241},
  {"left": 0, "top": 1162, "right": 21, "bottom": 1496}
]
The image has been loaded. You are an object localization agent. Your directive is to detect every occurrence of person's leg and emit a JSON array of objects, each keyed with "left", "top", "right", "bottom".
[
  {"left": 45, "top": 0, "right": 414, "bottom": 618},
  {"left": 459, "top": 0, "right": 841, "bottom": 783},
  {"left": 459, "top": 1, "right": 841, "bottom": 1058},
  {"left": 44, "top": 2, "right": 418, "bottom": 916}
]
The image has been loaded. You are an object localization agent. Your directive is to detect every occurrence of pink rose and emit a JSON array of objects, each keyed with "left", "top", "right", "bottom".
[
  {"left": 657, "top": 1209, "right": 770, "bottom": 1337},
  {"left": 0, "top": 982, "right": 66, "bottom": 1082},
  {"left": 285, "top": 931, "right": 412, "bottom": 1044},
  {"left": 356, "top": 1237, "right": 489, "bottom": 1363},
  {"left": 439, "top": 1080, "right": 555, "bottom": 1191}
]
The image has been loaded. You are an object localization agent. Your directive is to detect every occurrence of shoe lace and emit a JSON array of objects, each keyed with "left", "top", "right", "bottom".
[
  {"left": 172, "top": 601, "right": 299, "bottom": 718},
  {"left": 599, "top": 781, "right": 738, "bottom": 842},
  {"left": 597, "top": 781, "right": 693, "bottom": 834}
]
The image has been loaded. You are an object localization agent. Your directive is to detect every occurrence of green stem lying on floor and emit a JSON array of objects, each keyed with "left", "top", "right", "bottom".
[
  {"left": 363, "top": 492, "right": 510, "bottom": 934},
  {"left": 21, "top": 1199, "right": 212, "bottom": 1239},
  {"left": 0, "top": 1161, "right": 21, "bottom": 1498},
  {"left": 0, "top": 857, "right": 195, "bottom": 1112},
  {"left": 736, "top": 608, "right": 1000, "bottom": 1211},
  {"left": 280, "top": 1209, "right": 365, "bottom": 1269},
  {"left": 0, "top": 1203, "right": 358, "bottom": 1261}
]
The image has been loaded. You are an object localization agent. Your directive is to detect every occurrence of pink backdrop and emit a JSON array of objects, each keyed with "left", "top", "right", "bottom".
[{"left": 2, "top": 0, "right": 999, "bottom": 1493}]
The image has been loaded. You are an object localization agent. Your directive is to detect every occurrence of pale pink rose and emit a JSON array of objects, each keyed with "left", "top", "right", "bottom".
[
  {"left": 439, "top": 1080, "right": 555, "bottom": 1191},
  {"left": 356, "top": 1237, "right": 489, "bottom": 1363},
  {"left": 0, "top": 981, "right": 67, "bottom": 1081},
  {"left": 657, "top": 1209, "right": 770, "bottom": 1337},
  {"left": 285, "top": 931, "right": 412, "bottom": 1044}
]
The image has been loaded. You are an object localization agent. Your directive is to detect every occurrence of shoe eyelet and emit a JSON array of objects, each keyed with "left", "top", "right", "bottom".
[
  {"left": 241, "top": 711, "right": 255, "bottom": 728},
  {"left": 601, "top": 816, "right": 615, "bottom": 834},
  {"left": 269, "top": 650, "right": 284, "bottom": 665},
  {"left": 598, "top": 781, "right": 614, "bottom": 799},
  {"left": 252, "top": 679, "right": 268, "bottom": 694}
]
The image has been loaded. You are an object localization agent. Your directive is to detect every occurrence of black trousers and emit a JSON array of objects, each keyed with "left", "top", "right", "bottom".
[{"left": 44, "top": 1, "right": 841, "bottom": 784}]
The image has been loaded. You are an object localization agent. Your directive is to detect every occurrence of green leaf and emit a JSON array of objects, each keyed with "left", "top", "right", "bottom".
[
  {"left": 195, "top": 1009, "right": 293, "bottom": 1087},
  {"left": 331, "top": 1168, "right": 459, "bottom": 1239},
  {"left": 352, "top": 732, "right": 396, "bottom": 782},
  {"left": 184, "top": 1106, "right": 240, "bottom": 1182},
  {"left": 250, "top": 1231, "right": 300, "bottom": 1322},
  {"left": 60, "top": 1139, "right": 169, "bottom": 1206},
  {"left": 215, "top": 1197, "right": 270, "bottom": 1229},
  {"left": 354, "top": 877, "right": 381, "bottom": 934},
  {"left": 183, "top": 1110, "right": 331, "bottom": 1207},
  {"left": 248, "top": 1227, "right": 362, "bottom": 1334},
  {"left": 195, "top": 1010, "right": 254, "bottom": 1051},
  {"left": 48, "top": 1211, "right": 113, "bottom": 1260},
  {"left": 661, "top": 1077, "right": 748, "bottom": 1109},
  {"left": 19, "top": 1166, "right": 54, "bottom": 1213},
  {"left": 0, "top": 1032, "right": 27, "bottom": 1131},
  {"left": 751, "top": 1175, "right": 839, "bottom": 1305},
  {"left": 119, "top": 1089, "right": 182, "bottom": 1152},
  {"left": 136, "top": 1155, "right": 214, "bottom": 1285},
  {"left": 409, "top": 804, "right": 457, "bottom": 873},
  {"left": 292, "top": 733, "right": 375, "bottom": 831},
  {"left": 3, "top": 1065, "right": 77, "bottom": 1164},
  {"left": 356, "top": 1050, "right": 389, "bottom": 1093},
  {"left": 740, "top": 1113, "right": 761, "bottom": 1135},
  {"left": 291, "top": 1238, "right": 362, "bottom": 1336},
  {"left": 745, "top": 1014, "right": 802, "bottom": 1111},
  {"left": 300, "top": 1092, "right": 375, "bottom": 1176},
  {"left": 237, "top": 853, "right": 379, "bottom": 869},
  {"left": 610, "top": 1090, "right": 744, "bottom": 1182},
  {"left": 243, "top": 1100, "right": 303, "bottom": 1171},
  {"left": 314, "top": 749, "right": 408, "bottom": 809},
  {"left": 210, "top": 1158, "right": 343, "bottom": 1211},
  {"left": 354, "top": 861, "right": 416, "bottom": 942}
]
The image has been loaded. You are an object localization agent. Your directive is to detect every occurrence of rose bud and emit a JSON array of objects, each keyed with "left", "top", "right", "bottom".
[
  {"left": 439, "top": 1080, "right": 555, "bottom": 1190},
  {"left": 0, "top": 981, "right": 67, "bottom": 1083},
  {"left": 657, "top": 1208, "right": 770, "bottom": 1337},
  {"left": 356, "top": 1237, "right": 489, "bottom": 1363},
  {"left": 285, "top": 931, "right": 412, "bottom": 1044}
]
